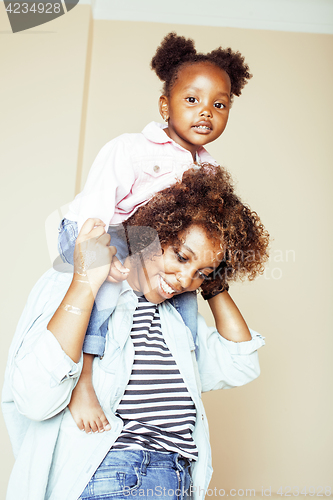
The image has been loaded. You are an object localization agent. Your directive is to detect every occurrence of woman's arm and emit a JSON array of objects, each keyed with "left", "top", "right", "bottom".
[
  {"left": 196, "top": 294, "right": 265, "bottom": 393},
  {"left": 7, "top": 219, "right": 116, "bottom": 421},
  {"left": 208, "top": 290, "right": 252, "bottom": 342},
  {"left": 48, "top": 219, "right": 115, "bottom": 362}
]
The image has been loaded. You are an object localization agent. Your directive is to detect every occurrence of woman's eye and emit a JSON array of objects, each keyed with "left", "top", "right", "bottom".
[
  {"left": 214, "top": 102, "right": 225, "bottom": 109},
  {"left": 196, "top": 271, "right": 212, "bottom": 281},
  {"left": 186, "top": 97, "right": 198, "bottom": 104},
  {"left": 176, "top": 253, "right": 188, "bottom": 263}
]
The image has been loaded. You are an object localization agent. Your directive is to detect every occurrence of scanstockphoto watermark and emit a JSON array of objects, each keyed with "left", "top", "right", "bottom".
[
  {"left": 122, "top": 485, "right": 258, "bottom": 497},
  {"left": 122, "top": 485, "right": 257, "bottom": 497},
  {"left": 4, "top": 0, "right": 81, "bottom": 33},
  {"left": 122, "top": 486, "right": 332, "bottom": 497},
  {"left": 210, "top": 249, "right": 296, "bottom": 282},
  {"left": 261, "top": 249, "right": 296, "bottom": 281}
]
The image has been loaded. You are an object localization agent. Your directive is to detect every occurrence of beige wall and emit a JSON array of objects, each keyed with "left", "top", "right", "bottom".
[
  {"left": 1, "top": 5, "right": 332, "bottom": 498},
  {"left": 0, "top": 3, "right": 93, "bottom": 494}
]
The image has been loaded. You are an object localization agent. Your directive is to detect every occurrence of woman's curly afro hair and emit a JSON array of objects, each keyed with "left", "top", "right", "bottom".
[
  {"left": 151, "top": 32, "right": 252, "bottom": 101},
  {"left": 124, "top": 164, "right": 269, "bottom": 297}
]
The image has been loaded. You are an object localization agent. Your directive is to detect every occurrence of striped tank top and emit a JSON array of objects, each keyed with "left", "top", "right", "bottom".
[{"left": 112, "top": 295, "right": 198, "bottom": 460}]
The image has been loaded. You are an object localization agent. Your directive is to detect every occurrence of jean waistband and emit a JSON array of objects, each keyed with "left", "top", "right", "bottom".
[{"left": 107, "top": 449, "right": 191, "bottom": 469}]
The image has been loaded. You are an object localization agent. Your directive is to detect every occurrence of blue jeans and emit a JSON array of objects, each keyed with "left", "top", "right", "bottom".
[
  {"left": 78, "top": 450, "right": 192, "bottom": 500},
  {"left": 58, "top": 219, "right": 198, "bottom": 357}
]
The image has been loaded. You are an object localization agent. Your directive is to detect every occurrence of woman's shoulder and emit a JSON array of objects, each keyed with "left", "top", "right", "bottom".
[
  {"left": 34, "top": 267, "right": 72, "bottom": 289},
  {"left": 24, "top": 268, "right": 73, "bottom": 312}
]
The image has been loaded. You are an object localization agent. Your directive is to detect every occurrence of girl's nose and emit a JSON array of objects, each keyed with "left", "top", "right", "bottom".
[{"left": 200, "top": 108, "right": 212, "bottom": 118}]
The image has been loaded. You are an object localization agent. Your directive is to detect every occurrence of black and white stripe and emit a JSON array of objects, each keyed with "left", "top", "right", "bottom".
[{"left": 112, "top": 295, "right": 198, "bottom": 460}]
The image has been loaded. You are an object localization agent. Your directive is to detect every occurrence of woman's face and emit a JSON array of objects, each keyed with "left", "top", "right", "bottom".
[{"left": 128, "top": 225, "right": 224, "bottom": 304}]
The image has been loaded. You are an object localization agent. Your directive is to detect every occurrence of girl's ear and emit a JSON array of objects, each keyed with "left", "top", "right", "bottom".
[{"left": 159, "top": 95, "right": 169, "bottom": 122}]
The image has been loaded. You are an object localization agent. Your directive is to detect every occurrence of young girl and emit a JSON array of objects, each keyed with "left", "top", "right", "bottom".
[{"left": 59, "top": 32, "right": 252, "bottom": 434}]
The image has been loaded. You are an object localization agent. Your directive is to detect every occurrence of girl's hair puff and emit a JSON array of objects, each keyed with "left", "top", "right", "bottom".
[{"left": 151, "top": 32, "right": 252, "bottom": 101}]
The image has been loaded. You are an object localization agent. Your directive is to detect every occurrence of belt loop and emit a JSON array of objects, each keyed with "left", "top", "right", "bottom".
[
  {"left": 140, "top": 451, "right": 150, "bottom": 476},
  {"left": 176, "top": 454, "right": 190, "bottom": 471}
]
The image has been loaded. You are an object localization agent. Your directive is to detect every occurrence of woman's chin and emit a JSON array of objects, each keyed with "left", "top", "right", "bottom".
[
  {"left": 142, "top": 276, "right": 176, "bottom": 304},
  {"left": 143, "top": 289, "right": 171, "bottom": 304}
]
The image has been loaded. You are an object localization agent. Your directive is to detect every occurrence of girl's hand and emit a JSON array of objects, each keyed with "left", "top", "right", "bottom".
[
  {"left": 106, "top": 255, "right": 130, "bottom": 283},
  {"left": 73, "top": 218, "right": 116, "bottom": 292}
]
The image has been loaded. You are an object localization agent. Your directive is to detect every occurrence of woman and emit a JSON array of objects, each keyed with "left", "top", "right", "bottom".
[{"left": 3, "top": 165, "right": 269, "bottom": 500}]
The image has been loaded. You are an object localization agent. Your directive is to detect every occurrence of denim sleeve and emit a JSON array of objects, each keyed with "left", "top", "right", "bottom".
[
  {"left": 6, "top": 269, "right": 83, "bottom": 421},
  {"left": 196, "top": 313, "right": 265, "bottom": 392},
  {"left": 11, "top": 331, "right": 82, "bottom": 421}
]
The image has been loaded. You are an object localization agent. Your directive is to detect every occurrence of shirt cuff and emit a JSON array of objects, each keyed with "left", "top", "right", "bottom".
[
  {"left": 218, "top": 328, "right": 265, "bottom": 355},
  {"left": 33, "top": 330, "right": 82, "bottom": 384}
]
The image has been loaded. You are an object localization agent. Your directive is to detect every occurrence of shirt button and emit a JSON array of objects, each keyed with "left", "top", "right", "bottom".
[{"left": 153, "top": 165, "right": 160, "bottom": 173}]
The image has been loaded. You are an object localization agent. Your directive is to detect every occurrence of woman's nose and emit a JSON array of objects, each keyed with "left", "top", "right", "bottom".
[{"left": 176, "top": 271, "right": 194, "bottom": 290}]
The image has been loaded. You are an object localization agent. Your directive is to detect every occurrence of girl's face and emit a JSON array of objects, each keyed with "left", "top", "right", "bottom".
[
  {"left": 127, "top": 225, "right": 224, "bottom": 304},
  {"left": 159, "top": 62, "right": 231, "bottom": 158}
]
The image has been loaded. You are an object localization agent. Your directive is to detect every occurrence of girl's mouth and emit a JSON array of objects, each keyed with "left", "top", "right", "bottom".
[
  {"left": 192, "top": 122, "right": 212, "bottom": 134},
  {"left": 193, "top": 125, "right": 211, "bottom": 130}
]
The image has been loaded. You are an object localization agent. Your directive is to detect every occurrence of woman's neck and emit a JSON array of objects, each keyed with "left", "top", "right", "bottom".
[{"left": 123, "top": 256, "right": 140, "bottom": 293}]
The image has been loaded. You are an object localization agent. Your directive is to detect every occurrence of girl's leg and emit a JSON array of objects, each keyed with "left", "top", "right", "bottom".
[
  {"left": 58, "top": 218, "right": 78, "bottom": 265},
  {"left": 168, "top": 292, "right": 198, "bottom": 349},
  {"left": 57, "top": 220, "right": 129, "bottom": 356},
  {"left": 59, "top": 221, "right": 128, "bottom": 432}
]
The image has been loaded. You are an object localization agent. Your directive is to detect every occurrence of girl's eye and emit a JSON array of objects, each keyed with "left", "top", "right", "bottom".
[
  {"left": 186, "top": 97, "right": 198, "bottom": 104},
  {"left": 214, "top": 102, "right": 225, "bottom": 109}
]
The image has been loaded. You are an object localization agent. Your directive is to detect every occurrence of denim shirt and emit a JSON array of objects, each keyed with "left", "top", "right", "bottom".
[{"left": 2, "top": 269, "right": 265, "bottom": 500}]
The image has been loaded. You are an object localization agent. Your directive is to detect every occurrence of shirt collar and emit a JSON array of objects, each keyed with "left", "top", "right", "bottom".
[
  {"left": 141, "top": 121, "right": 218, "bottom": 166},
  {"left": 141, "top": 121, "right": 172, "bottom": 145}
]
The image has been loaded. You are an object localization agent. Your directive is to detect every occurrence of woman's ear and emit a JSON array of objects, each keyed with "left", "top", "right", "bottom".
[{"left": 159, "top": 95, "right": 169, "bottom": 122}]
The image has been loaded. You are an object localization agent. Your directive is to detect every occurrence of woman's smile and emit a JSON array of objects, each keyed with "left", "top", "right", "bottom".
[
  {"left": 159, "top": 275, "right": 179, "bottom": 297},
  {"left": 126, "top": 225, "right": 223, "bottom": 304}
]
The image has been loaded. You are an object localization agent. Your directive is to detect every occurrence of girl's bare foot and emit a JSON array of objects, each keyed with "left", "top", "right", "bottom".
[{"left": 68, "top": 354, "right": 111, "bottom": 434}]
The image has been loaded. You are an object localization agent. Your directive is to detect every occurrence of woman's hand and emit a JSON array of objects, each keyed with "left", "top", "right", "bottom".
[
  {"left": 73, "top": 219, "right": 116, "bottom": 293},
  {"left": 48, "top": 218, "right": 130, "bottom": 362},
  {"left": 48, "top": 218, "right": 115, "bottom": 363}
]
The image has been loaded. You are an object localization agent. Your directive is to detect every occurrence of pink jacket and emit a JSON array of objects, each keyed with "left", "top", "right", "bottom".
[{"left": 65, "top": 122, "right": 218, "bottom": 231}]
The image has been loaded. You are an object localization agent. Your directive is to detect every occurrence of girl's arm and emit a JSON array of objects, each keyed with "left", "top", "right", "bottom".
[
  {"left": 208, "top": 291, "right": 252, "bottom": 342},
  {"left": 68, "top": 136, "right": 137, "bottom": 233},
  {"left": 48, "top": 218, "right": 115, "bottom": 363}
]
